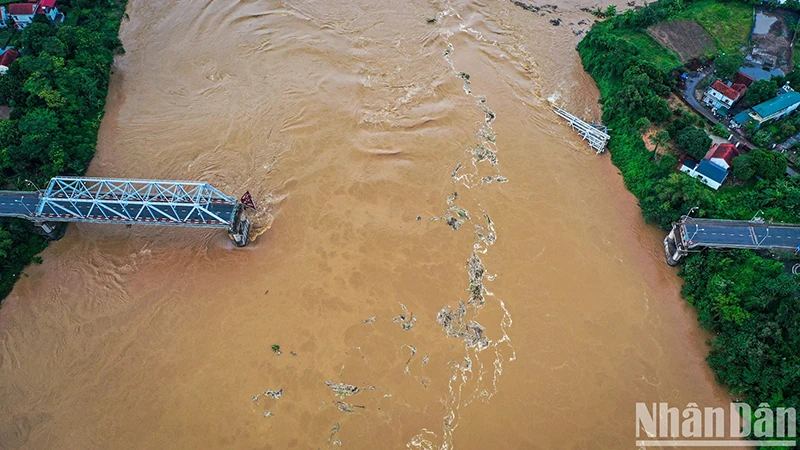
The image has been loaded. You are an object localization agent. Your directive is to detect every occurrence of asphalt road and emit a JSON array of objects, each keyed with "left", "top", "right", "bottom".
[
  {"left": 0, "top": 191, "right": 236, "bottom": 227},
  {"left": 0, "top": 192, "right": 41, "bottom": 218},
  {"left": 682, "top": 220, "right": 800, "bottom": 250}
]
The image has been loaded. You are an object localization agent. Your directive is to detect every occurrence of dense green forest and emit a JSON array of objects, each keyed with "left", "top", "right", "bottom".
[
  {"left": 0, "top": 0, "right": 126, "bottom": 299},
  {"left": 578, "top": 0, "right": 800, "bottom": 420}
]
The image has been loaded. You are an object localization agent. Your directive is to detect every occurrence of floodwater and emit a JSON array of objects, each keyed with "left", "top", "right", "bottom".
[{"left": 0, "top": 1, "right": 740, "bottom": 448}]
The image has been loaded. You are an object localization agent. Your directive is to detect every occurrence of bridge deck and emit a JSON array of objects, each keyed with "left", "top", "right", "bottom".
[{"left": 681, "top": 219, "right": 800, "bottom": 251}]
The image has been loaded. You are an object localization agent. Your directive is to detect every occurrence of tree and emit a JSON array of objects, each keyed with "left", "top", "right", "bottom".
[
  {"left": 732, "top": 154, "right": 756, "bottom": 180},
  {"left": 750, "top": 148, "right": 787, "bottom": 180},
  {"left": 715, "top": 54, "right": 745, "bottom": 80},
  {"left": 605, "top": 5, "right": 617, "bottom": 17},
  {"left": 649, "top": 130, "right": 670, "bottom": 160},
  {"left": 635, "top": 117, "right": 651, "bottom": 132},
  {"left": 0, "top": 227, "right": 10, "bottom": 259},
  {"left": 677, "top": 126, "right": 711, "bottom": 159},
  {"left": 745, "top": 79, "right": 779, "bottom": 106}
]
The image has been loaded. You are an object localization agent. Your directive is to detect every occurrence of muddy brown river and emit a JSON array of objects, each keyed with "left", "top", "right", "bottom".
[{"left": 0, "top": 1, "right": 738, "bottom": 448}]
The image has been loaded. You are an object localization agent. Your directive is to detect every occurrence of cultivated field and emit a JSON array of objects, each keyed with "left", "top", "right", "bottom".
[{"left": 648, "top": 20, "right": 717, "bottom": 62}]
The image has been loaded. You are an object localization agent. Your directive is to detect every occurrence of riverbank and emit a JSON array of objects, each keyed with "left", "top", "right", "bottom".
[
  {"left": 0, "top": 2, "right": 127, "bottom": 300},
  {"left": 578, "top": 0, "right": 800, "bottom": 414}
]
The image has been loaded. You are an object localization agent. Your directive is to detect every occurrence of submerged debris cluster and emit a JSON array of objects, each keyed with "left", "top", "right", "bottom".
[
  {"left": 264, "top": 389, "right": 283, "bottom": 400},
  {"left": 392, "top": 302, "right": 417, "bottom": 330},
  {"left": 325, "top": 381, "right": 360, "bottom": 398},
  {"left": 436, "top": 301, "right": 490, "bottom": 351}
]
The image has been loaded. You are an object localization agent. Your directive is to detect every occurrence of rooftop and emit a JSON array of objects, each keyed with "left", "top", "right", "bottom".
[
  {"left": 752, "top": 91, "right": 800, "bottom": 118},
  {"left": 7, "top": 3, "right": 35, "bottom": 15},
  {"left": 696, "top": 160, "right": 729, "bottom": 184},
  {"left": 710, "top": 80, "right": 744, "bottom": 101},
  {"left": 0, "top": 49, "right": 19, "bottom": 68},
  {"left": 733, "top": 71, "right": 755, "bottom": 88},
  {"left": 705, "top": 143, "right": 740, "bottom": 164},
  {"left": 732, "top": 111, "right": 752, "bottom": 126}
]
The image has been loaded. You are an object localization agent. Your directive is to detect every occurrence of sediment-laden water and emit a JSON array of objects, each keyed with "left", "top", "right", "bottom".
[{"left": 0, "top": 1, "right": 738, "bottom": 448}]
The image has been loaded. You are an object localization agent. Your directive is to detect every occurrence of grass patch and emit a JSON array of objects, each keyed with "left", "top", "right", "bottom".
[
  {"left": 677, "top": 0, "right": 753, "bottom": 54},
  {"left": 612, "top": 29, "right": 683, "bottom": 72}
]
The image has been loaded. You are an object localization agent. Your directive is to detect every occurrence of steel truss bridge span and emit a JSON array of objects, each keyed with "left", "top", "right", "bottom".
[{"left": 0, "top": 177, "right": 251, "bottom": 246}]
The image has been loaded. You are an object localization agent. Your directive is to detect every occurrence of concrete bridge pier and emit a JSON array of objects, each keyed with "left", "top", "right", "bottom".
[
  {"left": 229, "top": 205, "right": 251, "bottom": 248},
  {"left": 33, "top": 221, "right": 66, "bottom": 241},
  {"left": 663, "top": 225, "right": 686, "bottom": 267}
]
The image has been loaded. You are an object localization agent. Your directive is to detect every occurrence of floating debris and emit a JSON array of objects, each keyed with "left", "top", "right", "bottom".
[
  {"left": 332, "top": 440, "right": 342, "bottom": 446},
  {"left": 271, "top": 344, "right": 282, "bottom": 355},
  {"left": 328, "top": 422, "right": 340, "bottom": 446},
  {"left": 264, "top": 389, "right": 283, "bottom": 400},
  {"left": 436, "top": 302, "right": 490, "bottom": 350},
  {"left": 402, "top": 344, "right": 417, "bottom": 364},
  {"left": 263, "top": 411, "right": 274, "bottom": 418},
  {"left": 511, "top": 0, "right": 539, "bottom": 12},
  {"left": 362, "top": 316, "right": 376, "bottom": 324},
  {"left": 481, "top": 175, "right": 508, "bottom": 184},
  {"left": 464, "top": 321, "right": 490, "bottom": 350},
  {"left": 392, "top": 302, "right": 417, "bottom": 331},
  {"left": 426, "top": 17, "right": 436, "bottom": 23},
  {"left": 421, "top": 355, "right": 429, "bottom": 366},
  {"left": 467, "top": 253, "right": 487, "bottom": 306},
  {"left": 290, "top": 351, "right": 298, "bottom": 356},
  {"left": 252, "top": 394, "right": 260, "bottom": 403},
  {"left": 472, "top": 144, "right": 498, "bottom": 166},
  {"left": 326, "top": 381, "right": 360, "bottom": 398},
  {"left": 334, "top": 401, "right": 356, "bottom": 413},
  {"left": 550, "top": 18, "right": 562, "bottom": 26},
  {"left": 441, "top": 192, "right": 471, "bottom": 231},
  {"left": 451, "top": 163, "right": 462, "bottom": 179}
]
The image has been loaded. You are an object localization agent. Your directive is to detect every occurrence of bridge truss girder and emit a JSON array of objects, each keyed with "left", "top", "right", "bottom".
[{"left": 35, "top": 177, "right": 239, "bottom": 228}]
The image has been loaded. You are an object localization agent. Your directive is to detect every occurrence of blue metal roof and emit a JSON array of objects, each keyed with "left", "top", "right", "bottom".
[
  {"left": 696, "top": 160, "right": 728, "bottom": 184},
  {"left": 732, "top": 111, "right": 752, "bottom": 126},
  {"left": 752, "top": 91, "right": 800, "bottom": 118}
]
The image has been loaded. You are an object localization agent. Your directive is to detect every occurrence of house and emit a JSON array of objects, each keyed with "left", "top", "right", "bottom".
[
  {"left": 36, "top": 0, "right": 61, "bottom": 23},
  {"left": 0, "top": 7, "right": 9, "bottom": 29},
  {"left": 679, "top": 158, "right": 729, "bottom": 190},
  {"left": 729, "top": 89, "right": 800, "bottom": 129},
  {"left": 732, "top": 71, "right": 755, "bottom": 88},
  {"left": 8, "top": 3, "right": 37, "bottom": 28},
  {"left": 678, "top": 142, "right": 741, "bottom": 190},
  {"left": 0, "top": 49, "right": 19, "bottom": 74},
  {"left": 704, "top": 143, "right": 740, "bottom": 170},
  {"left": 703, "top": 80, "right": 747, "bottom": 114},
  {"left": 8, "top": 1, "right": 63, "bottom": 29},
  {"left": 748, "top": 90, "right": 800, "bottom": 125}
]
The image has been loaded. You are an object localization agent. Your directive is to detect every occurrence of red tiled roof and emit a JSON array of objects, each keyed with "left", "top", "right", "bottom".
[
  {"left": 37, "top": 0, "right": 55, "bottom": 14},
  {"left": 710, "top": 80, "right": 743, "bottom": 102},
  {"left": 704, "top": 143, "right": 740, "bottom": 165},
  {"left": 0, "top": 49, "right": 19, "bottom": 68},
  {"left": 731, "top": 83, "right": 747, "bottom": 94},
  {"left": 8, "top": 3, "right": 35, "bottom": 15},
  {"left": 733, "top": 71, "right": 756, "bottom": 88}
]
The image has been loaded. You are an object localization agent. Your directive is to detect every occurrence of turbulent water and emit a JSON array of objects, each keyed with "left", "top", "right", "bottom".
[{"left": 0, "top": 1, "right": 738, "bottom": 448}]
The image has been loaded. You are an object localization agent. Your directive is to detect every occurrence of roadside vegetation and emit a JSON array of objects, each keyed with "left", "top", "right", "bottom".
[
  {"left": 0, "top": 0, "right": 127, "bottom": 299},
  {"left": 578, "top": 0, "right": 800, "bottom": 419}
]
